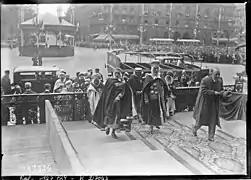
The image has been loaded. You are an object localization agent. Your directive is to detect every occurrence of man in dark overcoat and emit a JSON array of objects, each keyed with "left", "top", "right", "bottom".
[
  {"left": 128, "top": 68, "right": 143, "bottom": 118},
  {"left": 192, "top": 68, "right": 223, "bottom": 141},
  {"left": 93, "top": 68, "right": 132, "bottom": 139}
]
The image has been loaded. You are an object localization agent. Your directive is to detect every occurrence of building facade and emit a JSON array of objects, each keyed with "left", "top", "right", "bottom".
[{"left": 88, "top": 3, "right": 244, "bottom": 44}]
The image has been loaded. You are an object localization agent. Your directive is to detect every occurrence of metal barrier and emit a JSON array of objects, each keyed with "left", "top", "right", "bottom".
[
  {"left": 174, "top": 85, "right": 236, "bottom": 112},
  {"left": 1, "top": 85, "right": 236, "bottom": 126},
  {"left": 1, "top": 92, "right": 90, "bottom": 126}
]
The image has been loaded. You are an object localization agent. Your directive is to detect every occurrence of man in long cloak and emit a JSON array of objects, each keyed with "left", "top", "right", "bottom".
[
  {"left": 87, "top": 74, "right": 103, "bottom": 119},
  {"left": 141, "top": 60, "right": 168, "bottom": 133},
  {"left": 192, "top": 68, "right": 223, "bottom": 141},
  {"left": 128, "top": 68, "right": 143, "bottom": 118},
  {"left": 165, "top": 71, "right": 176, "bottom": 117},
  {"left": 93, "top": 68, "right": 132, "bottom": 139}
]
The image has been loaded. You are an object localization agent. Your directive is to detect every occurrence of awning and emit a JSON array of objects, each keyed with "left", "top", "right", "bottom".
[
  {"left": 21, "top": 13, "right": 74, "bottom": 27},
  {"left": 93, "top": 34, "right": 115, "bottom": 42},
  {"left": 112, "top": 34, "right": 140, "bottom": 40},
  {"left": 212, "top": 38, "right": 238, "bottom": 42}
]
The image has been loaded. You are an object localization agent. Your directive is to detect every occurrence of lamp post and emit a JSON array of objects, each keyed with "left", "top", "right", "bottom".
[
  {"left": 138, "top": 4, "right": 146, "bottom": 46},
  {"left": 138, "top": 24, "right": 146, "bottom": 46},
  {"left": 106, "top": 4, "right": 114, "bottom": 49},
  {"left": 194, "top": 28, "right": 200, "bottom": 39},
  {"left": 217, "top": 7, "right": 222, "bottom": 47},
  {"left": 19, "top": 5, "right": 24, "bottom": 47},
  {"left": 194, "top": 3, "right": 199, "bottom": 40},
  {"left": 105, "top": 24, "right": 115, "bottom": 50}
]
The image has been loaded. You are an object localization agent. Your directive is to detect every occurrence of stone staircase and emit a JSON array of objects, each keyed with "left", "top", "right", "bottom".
[
  {"left": 62, "top": 121, "right": 194, "bottom": 175},
  {"left": 2, "top": 124, "right": 60, "bottom": 176}
]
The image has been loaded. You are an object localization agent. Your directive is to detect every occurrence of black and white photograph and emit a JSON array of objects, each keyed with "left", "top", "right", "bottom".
[{"left": 1, "top": 3, "right": 247, "bottom": 176}]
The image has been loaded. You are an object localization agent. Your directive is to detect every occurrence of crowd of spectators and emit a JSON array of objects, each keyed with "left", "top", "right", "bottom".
[
  {"left": 1, "top": 68, "right": 105, "bottom": 126},
  {"left": 78, "top": 40, "right": 243, "bottom": 65}
]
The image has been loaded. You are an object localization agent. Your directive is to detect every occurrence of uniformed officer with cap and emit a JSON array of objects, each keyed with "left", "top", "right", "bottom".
[{"left": 1, "top": 69, "right": 11, "bottom": 95}]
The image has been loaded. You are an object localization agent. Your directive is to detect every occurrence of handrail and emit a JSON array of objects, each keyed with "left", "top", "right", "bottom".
[{"left": 2, "top": 92, "right": 86, "bottom": 98}]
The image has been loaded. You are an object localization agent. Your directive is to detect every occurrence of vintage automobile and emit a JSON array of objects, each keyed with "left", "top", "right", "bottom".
[
  {"left": 13, "top": 66, "right": 60, "bottom": 93},
  {"left": 107, "top": 51, "right": 209, "bottom": 83}
]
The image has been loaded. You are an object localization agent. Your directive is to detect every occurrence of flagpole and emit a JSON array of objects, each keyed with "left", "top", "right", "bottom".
[
  {"left": 169, "top": 3, "right": 172, "bottom": 39},
  {"left": 20, "top": 6, "right": 24, "bottom": 47},
  {"left": 36, "top": 4, "right": 39, "bottom": 48},
  {"left": 194, "top": 4, "right": 199, "bottom": 39},
  {"left": 217, "top": 7, "right": 222, "bottom": 47},
  {"left": 59, "top": 31, "right": 62, "bottom": 48},
  {"left": 140, "top": 4, "right": 144, "bottom": 46},
  {"left": 109, "top": 4, "right": 113, "bottom": 50}
]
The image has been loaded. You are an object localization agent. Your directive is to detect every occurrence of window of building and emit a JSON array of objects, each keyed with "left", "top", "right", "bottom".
[
  {"left": 144, "top": 6, "right": 149, "bottom": 14},
  {"left": 166, "top": 20, "right": 169, "bottom": 25},
  {"left": 185, "top": 6, "right": 190, "bottom": 16},
  {"left": 144, "top": 20, "right": 148, "bottom": 24},
  {"left": 130, "top": 18, "right": 134, "bottom": 24},
  {"left": 121, "top": 26, "right": 125, "bottom": 32},
  {"left": 175, "top": 20, "right": 179, "bottom": 26},
  {"left": 155, "top": 19, "right": 159, "bottom": 25},
  {"left": 130, "top": 7, "right": 134, "bottom": 14},
  {"left": 205, "top": 8, "right": 210, "bottom": 18}
]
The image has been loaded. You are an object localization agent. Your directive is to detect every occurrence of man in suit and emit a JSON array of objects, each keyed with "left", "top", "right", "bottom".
[
  {"left": 22, "top": 82, "right": 38, "bottom": 124},
  {"left": 192, "top": 68, "right": 223, "bottom": 141}
]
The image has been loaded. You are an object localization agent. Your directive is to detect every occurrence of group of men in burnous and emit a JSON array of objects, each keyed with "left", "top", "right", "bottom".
[
  {"left": 92, "top": 59, "right": 225, "bottom": 142},
  {"left": 1, "top": 55, "right": 226, "bottom": 141}
]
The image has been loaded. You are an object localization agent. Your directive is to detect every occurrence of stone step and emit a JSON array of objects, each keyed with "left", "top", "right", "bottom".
[
  {"left": 62, "top": 120, "right": 95, "bottom": 132},
  {"left": 127, "top": 126, "right": 216, "bottom": 175},
  {"left": 77, "top": 139, "right": 152, "bottom": 161},
  {"left": 82, "top": 150, "right": 193, "bottom": 175},
  {"left": 67, "top": 128, "right": 131, "bottom": 148}
]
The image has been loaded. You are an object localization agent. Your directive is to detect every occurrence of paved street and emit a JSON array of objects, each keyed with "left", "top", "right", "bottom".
[
  {"left": 1, "top": 47, "right": 108, "bottom": 82},
  {"left": 1, "top": 47, "right": 245, "bottom": 85}
]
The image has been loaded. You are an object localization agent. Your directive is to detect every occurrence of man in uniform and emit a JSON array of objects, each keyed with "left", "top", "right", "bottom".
[
  {"left": 192, "top": 68, "right": 223, "bottom": 141},
  {"left": 93, "top": 68, "right": 132, "bottom": 139},
  {"left": 128, "top": 68, "right": 143, "bottom": 119},
  {"left": 141, "top": 60, "right": 168, "bottom": 133},
  {"left": 87, "top": 74, "right": 103, "bottom": 118},
  {"left": 1, "top": 69, "right": 11, "bottom": 95}
]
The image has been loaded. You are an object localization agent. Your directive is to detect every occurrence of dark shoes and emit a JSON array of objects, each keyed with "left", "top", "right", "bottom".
[
  {"left": 208, "top": 138, "right": 214, "bottom": 142},
  {"left": 111, "top": 130, "right": 118, "bottom": 139},
  {"left": 105, "top": 127, "right": 110, "bottom": 135},
  {"left": 192, "top": 126, "right": 197, "bottom": 137}
]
